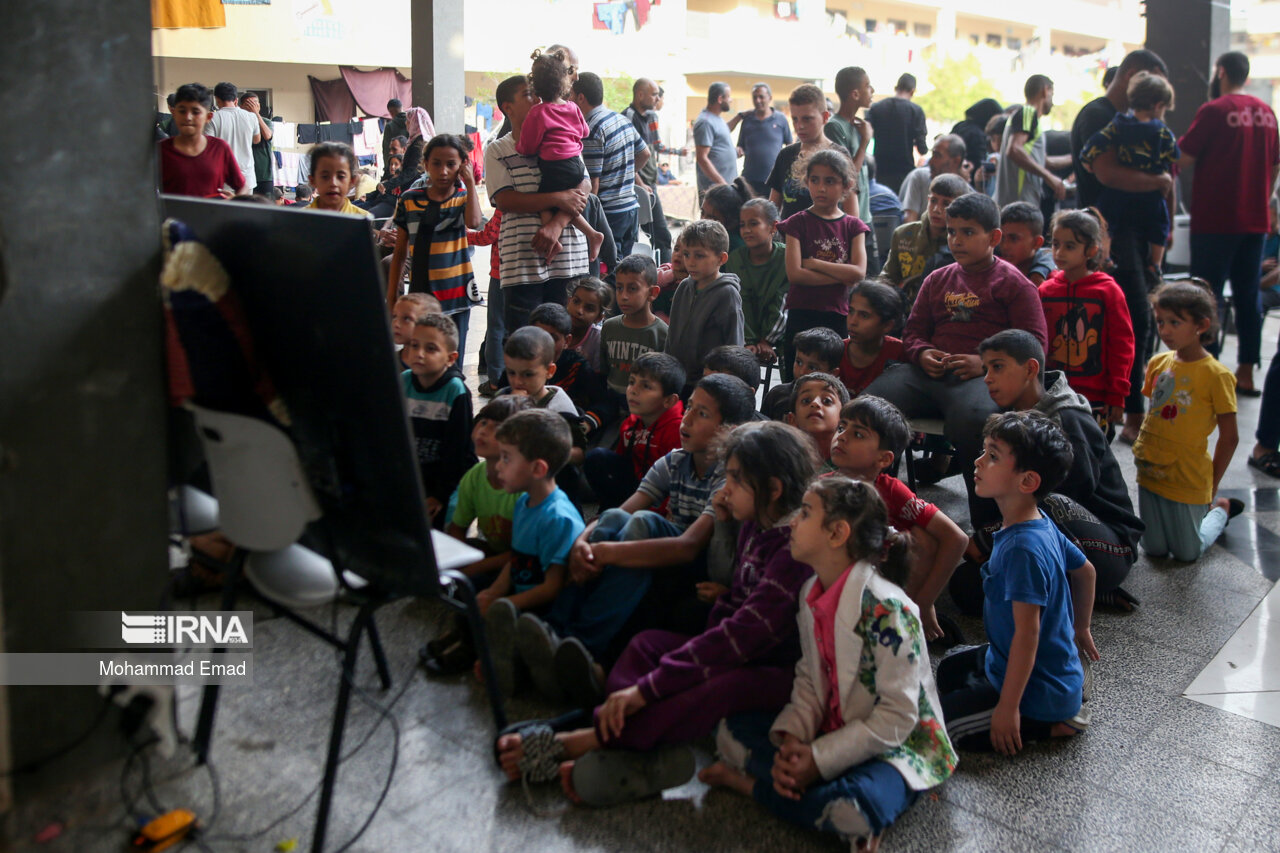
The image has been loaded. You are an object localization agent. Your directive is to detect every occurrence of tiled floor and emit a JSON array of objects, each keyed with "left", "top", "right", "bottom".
[{"left": 6, "top": 248, "right": 1280, "bottom": 851}]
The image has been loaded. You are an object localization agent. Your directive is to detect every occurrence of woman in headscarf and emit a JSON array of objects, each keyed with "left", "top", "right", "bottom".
[
  {"left": 400, "top": 106, "right": 435, "bottom": 176},
  {"left": 951, "top": 98, "right": 1003, "bottom": 183}
]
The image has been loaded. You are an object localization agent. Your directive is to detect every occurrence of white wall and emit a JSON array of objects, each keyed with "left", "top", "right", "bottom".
[{"left": 153, "top": 0, "right": 410, "bottom": 66}]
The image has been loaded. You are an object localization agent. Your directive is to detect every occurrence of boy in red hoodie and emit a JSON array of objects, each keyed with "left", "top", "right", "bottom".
[
  {"left": 584, "top": 352, "right": 685, "bottom": 510},
  {"left": 1039, "top": 209, "right": 1135, "bottom": 441}
]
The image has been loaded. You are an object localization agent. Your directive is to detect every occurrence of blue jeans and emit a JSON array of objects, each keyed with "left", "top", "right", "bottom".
[
  {"left": 605, "top": 206, "right": 640, "bottom": 260},
  {"left": 484, "top": 277, "right": 505, "bottom": 386},
  {"left": 718, "top": 711, "right": 919, "bottom": 840},
  {"left": 545, "top": 508, "right": 681, "bottom": 657},
  {"left": 1192, "top": 232, "right": 1266, "bottom": 365}
]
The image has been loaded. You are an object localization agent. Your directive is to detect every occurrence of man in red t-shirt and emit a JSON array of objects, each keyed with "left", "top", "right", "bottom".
[
  {"left": 1178, "top": 51, "right": 1280, "bottom": 395},
  {"left": 157, "top": 83, "right": 246, "bottom": 199}
]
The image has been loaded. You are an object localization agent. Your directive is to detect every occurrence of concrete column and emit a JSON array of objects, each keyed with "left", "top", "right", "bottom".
[
  {"left": 0, "top": 0, "right": 166, "bottom": 792},
  {"left": 411, "top": 0, "right": 465, "bottom": 133}
]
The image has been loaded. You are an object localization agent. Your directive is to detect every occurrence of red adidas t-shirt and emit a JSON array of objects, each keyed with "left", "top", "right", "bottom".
[
  {"left": 158, "top": 136, "right": 245, "bottom": 198},
  {"left": 1179, "top": 94, "right": 1280, "bottom": 235}
]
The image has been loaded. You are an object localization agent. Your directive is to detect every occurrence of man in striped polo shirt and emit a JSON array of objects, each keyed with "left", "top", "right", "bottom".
[
  {"left": 485, "top": 74, "right": 593, "bottom": 335},
  {"left": 572, "top": 72, "right": 649, "bottom": 259}
]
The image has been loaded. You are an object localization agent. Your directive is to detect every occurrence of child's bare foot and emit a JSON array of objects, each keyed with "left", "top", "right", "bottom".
[
  {"left": 698, "top": 760, "right": 754, "bottom": 797},
  {"left": 585, "top": 229, "right": 604, "bottom": 262},
  {"left": 1049, "top": 722, "right": 1080, "bottom": 738},
  {"left": 559, "top": 761, "right": 583, "bottom": 803},
  {"left": 855, "top": 834, "right": 883, "bottom": 852},
  {"left": 1118, "top": 413, "right": 1142, "bottom": 445},
  {"left": 496, "top": 732, "right": 525, "bottom": 781}
]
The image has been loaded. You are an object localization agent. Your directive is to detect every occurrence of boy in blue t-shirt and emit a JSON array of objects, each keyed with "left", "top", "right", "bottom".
[
  {"left": 402, "top": 313, "right": 476, "bottom": 529},
  {"left": 477, "top": 409, "right": 585, "bottom": 698},
  {"left": 936, "top": 411, "right": 1100, "bottom": 754}
]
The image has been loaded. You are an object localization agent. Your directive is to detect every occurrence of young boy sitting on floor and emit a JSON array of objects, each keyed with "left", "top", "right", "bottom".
[
  {"left": 584, "top": 353, "right": 686, "bottom": 512},
  {"left": 403, "top": 313, "right": 476, "bottom": 529},
  {"left": 422, "top": 396, "right": 534, "bottom": 675},
  {"left": 530, "top": 302, "right": 612, "bottom": 439},
  {"left": 665, "top": 220, "right": 746, "bottom": 397},
  {"left": 786, "top": 372, "right": 848, "bottom": 466},
  {"left": 828, "top": 395, "right": 968, "bottom": 641},
  {"left": 497, "top": 326, "right": 579, "bottom": 416},
  {"left": 477, "top": 409, "right": 586, "bottom": 697},
  {"left": 997, "top": 202, "right": 1055, "bottom": 286},
  {"left": 863, "top": 192, "right": 1048, "bottom": 540},
  {"left": 960, "top": 330, "right": 1144, "bottom": 613},
  {"left": 762, "top": 327, "right": 844, "bottom": 421},
  {"left": 391, "top": 292, "right": 442, "bottom": 372},
  {"left": 936, "top": 411, "right": 1100, "bottom": 754},
  {"left": 702, "top": 345, "right": 765, "bottom": 404}
]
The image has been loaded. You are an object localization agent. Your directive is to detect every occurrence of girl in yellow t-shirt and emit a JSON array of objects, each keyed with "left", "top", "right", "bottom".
[{"left": 1132, "top": 280, "right": 1240, "bottom": 561}]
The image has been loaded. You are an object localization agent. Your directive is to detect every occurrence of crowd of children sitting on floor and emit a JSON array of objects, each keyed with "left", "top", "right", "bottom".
[
  {"left": 383, "top": 118, "right": 1241, "bottom": 844},
  {"left": 160, "top": 50, "right": 1252, "bottom": 848},
  {"left": 344, "top": 54, "right": 1236, "bottom": 849}
]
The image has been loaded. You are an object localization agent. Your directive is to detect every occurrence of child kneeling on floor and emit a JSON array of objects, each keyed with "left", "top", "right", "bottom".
[
  {"left": 495, "top": 421, "right": 818, "bottom": 806},
  {"left": 1133, "top": 280, "right": 1241, "bottom": 561},
  {"left": 702, "top": 476, "right": 958, "bottom": 849},
  {"left": 937, "top": 412, "right": 1100, "bottom": 754}
]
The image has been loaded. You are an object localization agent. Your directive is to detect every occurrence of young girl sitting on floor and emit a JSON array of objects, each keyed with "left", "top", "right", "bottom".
[
  {"left": 702, "top": 476, "right": 957, "bottom": 850},
  {"left": 495, "top": 421, "right": 818, "bottom": 806},
  {"left": 516, "top": 48, "right": 604, "bottom": 261},
  {"left": 839, "top": 280, "right": 905, "bottom": 397}
]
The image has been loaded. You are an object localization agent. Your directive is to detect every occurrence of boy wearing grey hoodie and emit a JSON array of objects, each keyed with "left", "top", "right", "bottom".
[
  {"left": 964, "top": 329, "right": 1144, "bottom": 613},
  {"left": 664, "top": 220, "right": 745, "bottom": 397}
]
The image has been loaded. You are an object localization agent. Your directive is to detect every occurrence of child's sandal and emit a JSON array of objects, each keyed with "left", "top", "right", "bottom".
[{"left": 516, "top": 724, "right": 567, "bottom": 783}]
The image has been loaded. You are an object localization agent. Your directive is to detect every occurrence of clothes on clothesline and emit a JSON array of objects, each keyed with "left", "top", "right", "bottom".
[
  {"left": 272, "top": 121, "right": 297, "bottom": 149},
  {"left": 295, "top": 122, "right": 363, "bottom": 146}
]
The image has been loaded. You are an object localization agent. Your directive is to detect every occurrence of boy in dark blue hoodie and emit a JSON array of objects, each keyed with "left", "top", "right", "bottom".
[{"left": 403, "top": 313, "right": 477, "bottom": 529}]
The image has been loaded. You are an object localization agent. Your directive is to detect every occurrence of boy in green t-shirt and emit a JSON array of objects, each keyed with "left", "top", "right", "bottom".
[{"left": 424, "top": 395, "right": 534, "bottom": 674}]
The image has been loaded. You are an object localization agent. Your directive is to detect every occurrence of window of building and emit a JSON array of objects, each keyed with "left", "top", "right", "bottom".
[
  {"left": 969, "top": 34, "right": 980, "bottom": 45},
  {"left": 865, "top": 18, "right": 878, "bottom": 32},
  {"left": 914, "top": 22, "right": 932, "bottom": 38},
  {"left": 1007, "top": 37, "right": 1022, "bottom": 50},
  {"left": 986, "top": 33, "right": 1003, "bottom": 47},
  {"left": 887, "top": 18, "right": 908, "bottom": 35}
]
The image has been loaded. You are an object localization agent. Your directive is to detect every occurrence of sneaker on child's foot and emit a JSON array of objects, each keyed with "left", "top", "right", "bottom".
[{"left": 485, "top": 599, "right": 520, "bottom": 698}]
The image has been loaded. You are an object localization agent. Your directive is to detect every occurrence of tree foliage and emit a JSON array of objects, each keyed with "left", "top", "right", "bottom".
[{"left": 915, "top": 54, "right": 997, "bottom": 127}]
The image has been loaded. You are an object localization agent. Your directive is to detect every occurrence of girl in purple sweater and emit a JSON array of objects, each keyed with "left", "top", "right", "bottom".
[{"left": 496, "top": 421, "right": 818, "bottom": 805}]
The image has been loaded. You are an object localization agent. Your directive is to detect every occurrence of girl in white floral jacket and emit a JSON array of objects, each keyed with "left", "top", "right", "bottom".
[{"left": 701, "top": 476, "right": 957, "bottom": 850}]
